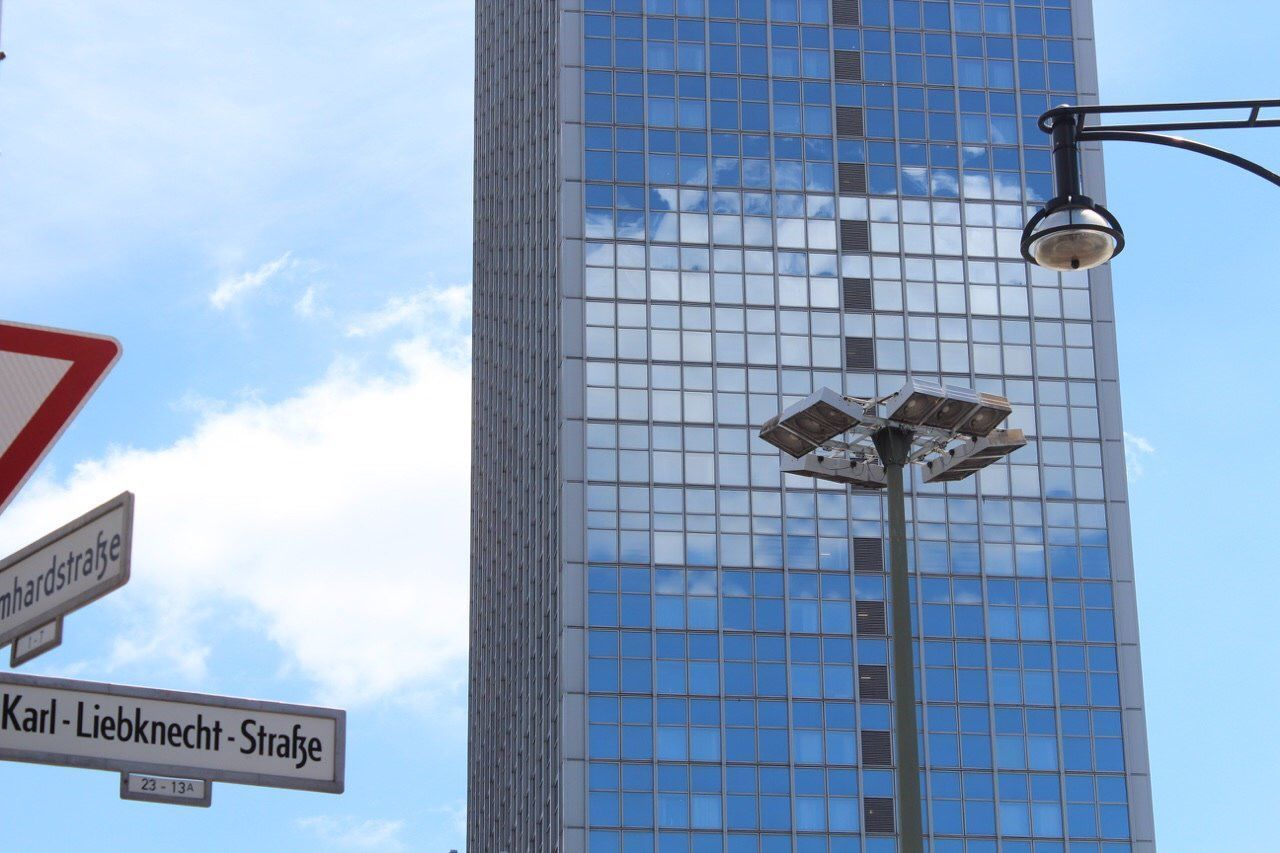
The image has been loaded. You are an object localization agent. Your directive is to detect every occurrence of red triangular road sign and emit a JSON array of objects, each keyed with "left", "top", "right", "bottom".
[{"left": 0, "top": 321, "right": 122, "bottom": 515}]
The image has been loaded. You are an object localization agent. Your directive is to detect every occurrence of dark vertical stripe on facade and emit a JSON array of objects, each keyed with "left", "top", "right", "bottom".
[{"left": 470, "top": 0, "right": 561, "bottom": 849}]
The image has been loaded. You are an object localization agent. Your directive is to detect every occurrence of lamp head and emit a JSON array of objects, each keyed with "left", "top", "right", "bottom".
[
  {"left": 759, "top": 388, "right": 865, "bottom": 458},
  {"left": 1021, "top": 195, "right": 1124, "bottom": 271}
]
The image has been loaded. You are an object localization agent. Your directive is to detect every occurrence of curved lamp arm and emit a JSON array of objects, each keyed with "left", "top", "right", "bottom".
[
  {"left": 1043, "top": 98, "right": 1280, "bottom": 189},
  {"left": 1081, "top": 130, "right": 1280, "bottom": 189}
]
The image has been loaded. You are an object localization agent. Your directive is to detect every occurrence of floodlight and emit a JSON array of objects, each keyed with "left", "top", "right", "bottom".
[
  {"left": 781, "top": 453, "right": 887, "bottom": 490},
  {"left": 883, "top": 380, "right": 949, "bottom": 426},
  {"left": 955, "top": 393, "right": 1014, "bottom": 438},
  {"left": 925, "top": 386, "right": 984, "bottom": 430},
  {"left": 759, "top": 388, "right": 865, "bottom": 459},
  {"left": 757, "top": 415, "right": 817, "bottom": 457},
  {"left": 923, "top": 429, "right": 1027, "bottom": 483}
]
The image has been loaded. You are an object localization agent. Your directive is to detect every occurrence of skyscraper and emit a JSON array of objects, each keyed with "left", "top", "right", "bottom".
[{"left": 470, "top": 0, "right": 1155, "bottom": 850}]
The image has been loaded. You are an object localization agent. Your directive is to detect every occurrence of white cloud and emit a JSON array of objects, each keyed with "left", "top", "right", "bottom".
[
  {"left": 297, "top": 816, "right": 406, "bottom": 851},
  {"left": 1124, "top": 431, "right": 1156, "bottom": 480},
  {"left": 294, "top": 285, "right": 323, "bottom": 319},
  {"left": 345, "top": 286, "right": 471, "bottom": 339},
  {"left": 0, "top": 2, "right": 475, "bottom": 301},
  {"left": 1, "top": 335, "right": 471, "bottom": 707},
  {"left": 430, "top": 800, "right": 467, "bottom": 838},
  {"left": 103, "top": 595, "right": 214, "bottom": 681},
  {"left": 209, "top": 252, "right": 296, "bottom": 309}
]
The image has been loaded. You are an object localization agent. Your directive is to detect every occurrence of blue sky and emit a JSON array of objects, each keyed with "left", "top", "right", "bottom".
[{"left": 0, "top": 1, "right": 1277, "bottom": 851}]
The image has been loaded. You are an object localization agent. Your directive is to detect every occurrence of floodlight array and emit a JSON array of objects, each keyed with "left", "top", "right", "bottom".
[
  {"left": 781, "top": 453, "right": 887, "bottom": 489},
  {"left": 882, "top": 380, "right": 1013, "bottom": 438},
  {"left": 761, "top": 381, "right": 1024, "bottom": 490}
]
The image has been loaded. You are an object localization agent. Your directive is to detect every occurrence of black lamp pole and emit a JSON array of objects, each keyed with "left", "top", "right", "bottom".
[{"left": 1049, "top": 110, "right": 1082, "bottom": 198}]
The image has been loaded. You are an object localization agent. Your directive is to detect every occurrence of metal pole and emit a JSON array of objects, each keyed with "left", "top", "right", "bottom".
[
  {"left": 872, "top": 426, "right": 923, "bottom": 853},
  {"left": 1049, "top": 112, "right": 1082, "bottom": 199}
]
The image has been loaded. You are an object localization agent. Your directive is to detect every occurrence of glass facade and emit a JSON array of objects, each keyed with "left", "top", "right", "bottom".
[{"left": 470, "top": 1, "right": 1155, "bottom": 851}]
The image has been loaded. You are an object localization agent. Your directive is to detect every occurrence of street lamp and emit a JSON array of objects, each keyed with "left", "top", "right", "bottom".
[
  {"left": 1022, "top": 98, "right": 1280, "bottom": 271},
  {"left": 760, "top": 381, "right": 1025, "bottom": 853}
]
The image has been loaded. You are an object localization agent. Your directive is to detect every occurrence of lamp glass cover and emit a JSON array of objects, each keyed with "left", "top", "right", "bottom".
[
  {"left": 1028, "top": 207, "right": 1117, "bottom": 271},
  {"left": 760, "top": 416, "right": 816, "bottom": 458}
]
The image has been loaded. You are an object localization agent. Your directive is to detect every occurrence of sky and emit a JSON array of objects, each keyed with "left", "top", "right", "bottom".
[{"left": 0, "top": 1, "right": 1277, "bottom": 851}]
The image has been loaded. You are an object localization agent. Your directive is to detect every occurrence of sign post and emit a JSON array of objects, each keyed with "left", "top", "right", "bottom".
[
  {"left": 0, "top": 492, "right": 134, "bottom": 665},
  {"left": 0, "top": 672, "right": 345, "bottom": 794}
]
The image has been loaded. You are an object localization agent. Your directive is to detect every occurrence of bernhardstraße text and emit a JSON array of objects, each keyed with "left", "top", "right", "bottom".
[
  {"left": 0, "top": 494, "right": 132, "bottom": 645},
  {"left": 0, "top": 527, "right": 122, "bottom": 622}
]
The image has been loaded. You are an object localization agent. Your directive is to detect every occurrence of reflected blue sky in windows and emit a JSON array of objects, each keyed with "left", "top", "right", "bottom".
[{"left": 578, "top": 0, "right": 1132, "bottom": 849}]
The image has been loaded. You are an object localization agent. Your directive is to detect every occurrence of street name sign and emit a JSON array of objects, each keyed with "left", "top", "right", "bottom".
[
  {"left": 0, "top": 672, "right": 345, "bottom": 794},
  {"left": 120, "top": 772, "right": 211, "bottom": 808},
  {"left": 0, "top": 492, "right": 134, "bottom": 662},
  {"left": 0, "top": 321, "right": 121, "bottom": 516}
]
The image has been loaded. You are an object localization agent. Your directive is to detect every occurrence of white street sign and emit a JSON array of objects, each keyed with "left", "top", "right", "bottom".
[
  {"left": 121, "top": 772, "right": 211, "bottom": 808},
  {"left": 0, "top": 492, "right": 133, "bottom": 658},
  {"left": 0, "top": 673, "right": 345, "bottom": 794}
]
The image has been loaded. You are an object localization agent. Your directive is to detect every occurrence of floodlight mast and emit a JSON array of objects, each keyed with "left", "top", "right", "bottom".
[
  {"left": 870, "top": 425, "right": 923, "bottom": 853},
  {"left": 761, "top": 381, "right": 1025, "bottom": 853}
]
